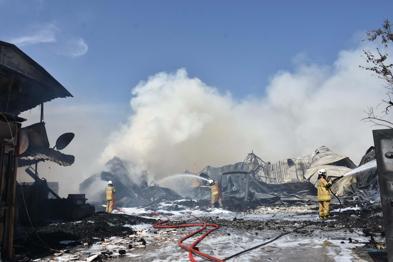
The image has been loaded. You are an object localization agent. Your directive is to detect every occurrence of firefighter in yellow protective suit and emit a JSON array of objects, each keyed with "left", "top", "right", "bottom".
[
  {"left": 317, "top": 169, "right": 332, "bottom": 219},
  {"left": 209, "top": 180, "right": 223, "bottom": 208},
  {"left": 105, "top": 181, "right": 116, "bottom": 213}
]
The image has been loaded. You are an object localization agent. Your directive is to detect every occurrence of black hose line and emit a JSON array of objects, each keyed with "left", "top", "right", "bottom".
[
  {"left": 224, "top": 224, "right": 310, "bottom": 261},
  {"left": 329, "top": 188, "right": 343, "bottom": 212},
  {"left": 329, "top": 176, "right": 344, "bottom": 211},
  {"left": 224, "top": 183, "right": 343, "bottom": 261}
]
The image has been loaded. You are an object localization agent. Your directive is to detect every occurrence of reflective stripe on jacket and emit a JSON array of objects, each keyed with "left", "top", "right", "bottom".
[
  {"left": 106, "top": 186, "right": 115, "bottom": 201},
  {"left": 317, "top": 178, "right": 331, "bottom": 201}
]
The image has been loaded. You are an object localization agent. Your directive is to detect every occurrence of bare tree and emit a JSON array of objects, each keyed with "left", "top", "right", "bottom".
[{"left": 362, "top": 20, "right": 393, "bottom": 128}]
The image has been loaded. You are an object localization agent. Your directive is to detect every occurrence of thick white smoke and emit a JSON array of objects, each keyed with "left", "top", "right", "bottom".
[{"left": 102, "top": 46, "right": 389, "bottom": 180}]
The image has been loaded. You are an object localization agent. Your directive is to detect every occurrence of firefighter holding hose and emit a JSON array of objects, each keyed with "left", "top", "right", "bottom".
[
  {"left": 209, "top": 180, "right": 223, "bottom": 208},
  {"left": 317, "top": 169, "right": 332, "bottom": 219},
  {"left": 105, "top": 180, "right": 116, "bottom": 213}
]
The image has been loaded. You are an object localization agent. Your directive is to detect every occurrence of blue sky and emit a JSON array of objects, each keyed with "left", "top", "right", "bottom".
[
  {"left": 1, "top": 0, "right": 392, "bottom": 110},
  {"left": 4, "top": 0, "right": 393, "bottom": 193}
]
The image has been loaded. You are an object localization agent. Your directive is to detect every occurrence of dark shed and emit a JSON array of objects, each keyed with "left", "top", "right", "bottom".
[{"left": 0, "top": 40, "right": 72, "bottom": 114}]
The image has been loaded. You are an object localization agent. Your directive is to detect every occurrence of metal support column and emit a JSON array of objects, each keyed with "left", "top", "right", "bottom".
[{"left": 373, "top": 129, "right": 393, "bottom": 262}]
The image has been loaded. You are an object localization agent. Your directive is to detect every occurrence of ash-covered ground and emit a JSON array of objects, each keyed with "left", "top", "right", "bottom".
[
  {"left": 17, "top": 198, "right": 386, "bottom": 262},
  {"left": 16, "top": 151, "right": 385, "bottom": 261}
]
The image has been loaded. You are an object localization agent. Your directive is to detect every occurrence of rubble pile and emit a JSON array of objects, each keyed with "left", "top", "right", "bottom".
[
  {"left": 14, "top": 212, "right": 154, "bottom": 260},
  {"left": 79, "top": 146, "right": 379, "bottom": 213},
  {"left": 210, "top": 204, "right": 383, "bottom": 234},
  {"left": 80, "top": 157, "right": 181, "bottom": 208}
]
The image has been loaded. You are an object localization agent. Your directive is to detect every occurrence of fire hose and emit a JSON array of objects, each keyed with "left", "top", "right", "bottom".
[
  {"left": 328, "top": 176, "right": 344, "bottom": 211},
  {"left": 153, "top": 219, "right": 310, "bottom": 261},
  {"left": 153, "top": 220, "right": 223, "bottom": 262}
]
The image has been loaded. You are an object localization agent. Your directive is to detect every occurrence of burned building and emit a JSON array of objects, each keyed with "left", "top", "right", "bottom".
[
  {"left": 189, "top": 146, "right": 378, "bottom": 210},
  {"left": 194, "top": 152, "right": 316, "bottom": 210},
  {"left": 247, "top": 152, "right": 311, "bottom": 184},
  {"left": 0, "top": 40, "right": 93, "bottom": 260},
  {"left": 304, "top": 146, "right": 377, "bottom": 197}
]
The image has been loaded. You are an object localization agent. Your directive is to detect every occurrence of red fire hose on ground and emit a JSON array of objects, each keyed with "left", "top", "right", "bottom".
[
  {"left": 153, "top": 220, "right": 224, "bottom": 262},
  {"left": 153, "top": 218, "right": 310, "bottom": 262}
]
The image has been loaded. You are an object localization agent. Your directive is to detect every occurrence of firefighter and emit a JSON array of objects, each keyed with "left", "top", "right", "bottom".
[
  {"left": 105, "top": 180, "right": 116, "bottom": 213},
  {"left": 209, "top": 180, "right": 223, "bottom": 208},
  {"left": 317, "top": 169, "right": 332, "bottom": 219}
]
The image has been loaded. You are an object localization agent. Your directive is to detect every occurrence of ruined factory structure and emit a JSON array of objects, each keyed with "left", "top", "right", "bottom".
[
  {"left": 76, "top": 145, "right": 383, "bottom": 261},
  {"left": 0, "top": 38, "right": 392, "bottom": 262}
]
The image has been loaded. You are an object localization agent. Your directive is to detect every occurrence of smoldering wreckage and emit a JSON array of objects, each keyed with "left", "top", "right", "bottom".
[{"left": 0, "top": 41, "right": 391, "bottom": 262}]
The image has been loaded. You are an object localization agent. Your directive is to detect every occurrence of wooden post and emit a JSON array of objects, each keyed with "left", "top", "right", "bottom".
[
  {"left": 3, "top": 142, "right": 18, "bottom": 259},
  {"left": 0, "top": 119, "right": 20, "bottom": 260}
]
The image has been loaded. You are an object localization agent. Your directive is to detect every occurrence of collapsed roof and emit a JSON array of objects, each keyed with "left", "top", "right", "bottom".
[
  {"left": 197, "top": 146, "right": 376, "bottom": 202},
  {"left": 304, "top": 145, "right": 356, "bottom": 184},
  {"left": 198, "top": 158, "right": 316, "bottom": 207},
  {"left": 0, "top": 41, "right": 72, "bottom": 114}
]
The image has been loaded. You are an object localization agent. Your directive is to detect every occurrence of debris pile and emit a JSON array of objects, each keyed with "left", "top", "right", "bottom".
[
  {"left": 80, "top": 157, "right": 181, "bottom": 208},
  {"left": 80, "top": 146, "right": 380, "bottom": 213},
  {"left": 14, "top": 212, "right": 154, "bottom": 260}
]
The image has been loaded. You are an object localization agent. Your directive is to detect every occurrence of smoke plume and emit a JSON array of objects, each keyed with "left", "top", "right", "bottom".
[{"left": 102, "top": 46, "right": 388, "bottom": 180}]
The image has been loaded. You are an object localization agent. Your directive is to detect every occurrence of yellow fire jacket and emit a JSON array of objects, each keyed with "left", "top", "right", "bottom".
[
  {"left": 317, "top": 177, "right": 331, "bottom": 201},
  {"left": 106, "top": 185, "right": 116, "bottom": 201},
  {"left": 211, "top": 184, "right": 221, "bottom": 203}
]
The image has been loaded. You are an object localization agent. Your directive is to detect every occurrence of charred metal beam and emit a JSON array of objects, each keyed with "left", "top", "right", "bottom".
[{"left": 25, "top": 167, "right": 61, "bottom": 200}]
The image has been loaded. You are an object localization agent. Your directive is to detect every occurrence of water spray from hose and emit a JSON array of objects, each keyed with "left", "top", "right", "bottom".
[{"left": 157, "top": 173, "right": 211, "bottom": 185}]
